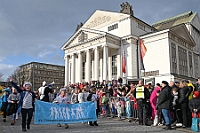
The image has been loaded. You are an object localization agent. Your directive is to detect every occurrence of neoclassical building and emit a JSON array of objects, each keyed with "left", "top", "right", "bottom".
[{"left": 61, "top": 2, "right": 200, "bottom": 85}]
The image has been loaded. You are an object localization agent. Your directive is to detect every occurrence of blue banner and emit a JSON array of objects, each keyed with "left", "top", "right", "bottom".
[{"left": 34, "top": 100, "right": 97, "bottom": 124}]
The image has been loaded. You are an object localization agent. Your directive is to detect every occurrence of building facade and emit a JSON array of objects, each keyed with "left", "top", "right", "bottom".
[
  {"left": 62, "top": 2, "right": 200, "bottom": 85},
  {"left": 17, "top": 62, "right": 65, "bottom": 90}
]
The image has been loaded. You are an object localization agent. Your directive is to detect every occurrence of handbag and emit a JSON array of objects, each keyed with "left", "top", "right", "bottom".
[{"left": 191, "top": 112, "right": 200, "bottom": 132}]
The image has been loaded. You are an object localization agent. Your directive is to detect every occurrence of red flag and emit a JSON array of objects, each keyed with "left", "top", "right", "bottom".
[
  {"left": 122, "top": 50, "right": 126, "bottom": 73},
  {"left": 140, "top": 39, "right": 147, "bottom": 70}
]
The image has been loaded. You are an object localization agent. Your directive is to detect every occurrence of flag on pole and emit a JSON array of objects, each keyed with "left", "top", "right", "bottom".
[
  {"left": 139, "top": 39, "right": 147, "bottom": 70},
  {"left": 122, "top": 50, "right": 126, "bottom": 73}
]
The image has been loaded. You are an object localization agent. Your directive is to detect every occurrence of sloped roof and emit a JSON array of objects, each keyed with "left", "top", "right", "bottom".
[{"left": 152, "top": 11, "right": 197, "bottom": 30}]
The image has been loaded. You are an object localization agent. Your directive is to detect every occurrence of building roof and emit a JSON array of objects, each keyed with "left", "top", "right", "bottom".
[{"left": 152, "top": 11, "right": 197, "bottom": 30}]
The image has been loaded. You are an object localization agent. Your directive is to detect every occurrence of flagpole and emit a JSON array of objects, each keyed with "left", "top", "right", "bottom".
[{"left": 136, "top": 39, "right": 139, "bottom": 79}]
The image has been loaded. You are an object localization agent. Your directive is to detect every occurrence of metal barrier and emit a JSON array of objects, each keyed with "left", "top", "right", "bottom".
[{"left": 98, "top": 96, "right": 139, "bottom": 121}]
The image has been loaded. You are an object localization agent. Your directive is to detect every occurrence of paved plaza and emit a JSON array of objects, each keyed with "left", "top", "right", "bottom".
[{"left": 0, "top": 115, "right": 193, "bottom": 133}]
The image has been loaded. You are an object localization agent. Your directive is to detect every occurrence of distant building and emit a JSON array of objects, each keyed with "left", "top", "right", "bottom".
[
  {"left": 17, "top": 62, "right": 65, "bottom": 90},
  {"left": 61, "top": 2, "right": 200, "bottom": 85}
]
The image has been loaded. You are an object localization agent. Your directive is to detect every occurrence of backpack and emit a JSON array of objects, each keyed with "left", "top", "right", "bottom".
[{"left": 87, "top": 93, "right": 93, "bottom": 101}]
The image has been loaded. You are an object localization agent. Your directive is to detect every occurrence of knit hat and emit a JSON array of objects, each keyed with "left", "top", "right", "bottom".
[
  {"left": 193, "top": 91, "right": 199, "bottom": 98},
  {"left": 23, "top": 82, "right": 32, "bottom": 87}
]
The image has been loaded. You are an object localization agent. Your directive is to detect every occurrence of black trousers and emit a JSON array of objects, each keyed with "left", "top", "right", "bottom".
[
  {"left": 21, "top": 108, "right": 34, "bottom": 128},
  {"left": 181, "top": 103, "right": 188, "bottom": 127},
  {"left": 1, "top": 102, "right": 8, "bottom": 119},
  {"left": 137, "top": 101, "right": 148, "bottom": 125}
]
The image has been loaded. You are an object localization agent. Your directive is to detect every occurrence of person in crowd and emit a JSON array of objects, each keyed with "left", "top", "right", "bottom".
[
  {"left": 157, "top": 81, "right": 173, "bottom": 130},
  {"left": 83, "top": 86, "right": 89, "bottom": 102},
  {"left": 171, "top": 87, "right": 181, "bottom": 127},
  {"left": 105, "top": 83, "right": 113, "bottom": 116},
  {"left": 88, "top": 87, "right": 99, "bottom": 126},
  {"left": 101, "top": 92, "right": 107, "bottom": 117},
  {"left": 178, "top": 80, "right": 190, "bottom": 128},
  {"left": 1, "top": 87, "right": 10, "bottom": 122},
  {"left": 194, "top": 77, "right": 200, "bottom": 92},
  {"left": 189, "top": 91, "right": 200, "bottom": 118},
  {"left": 150, "top": 83, "right": 161, "bottom": 122},
  {"left": 7, "top": 87, "right": 20, "bottom": 125},
  {"left": 153, "top": 90, "right": 161, "bottom": 126},
  {"left": 133, "top": 80, "right": 150, "bottom": 126},
  {"left": 38, "top": 81, "right": 51, "bottom": 102},
  {"left": 120, "top": 90, "right": 126, "bottom": 117},
  {"left": 188, "top": 80, "right": 195, "bottom": 100},
  {"left": 10, "top": 78, "right": 36, "bottom": 132},
  {"left": 147, "top": 83, "right": 154, "bottom": 94},
  {"left": 54, "top": 88, "right": 70, "bottom": 129},
  {"left": 71, "top": 87, "right": 79, "bottom": 104},
  {"left": 48, "top": 84, "right": 54, "bottom": 103},
  {"left": 78, "top": 88, "right": 85, "bottom": 103},
  {"left": 125, "top": 85, "right": 134, "bottom": 122},
  {"left": 118, "top": 76, "right": 123, "bottom": 86}
]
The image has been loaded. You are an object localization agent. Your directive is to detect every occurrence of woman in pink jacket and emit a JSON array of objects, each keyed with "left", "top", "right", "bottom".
[{"left": 150, "top": 83, "right": 161, "bottom": 120}]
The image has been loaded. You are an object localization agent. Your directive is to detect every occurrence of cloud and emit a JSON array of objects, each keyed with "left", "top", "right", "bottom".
[{"left": 0, "top": 64, "right": 17, "bottom": 81}]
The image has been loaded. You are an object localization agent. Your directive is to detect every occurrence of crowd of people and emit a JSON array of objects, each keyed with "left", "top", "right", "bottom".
[{"left": 1, "top": 76, "right": 200, "bottom": 131}]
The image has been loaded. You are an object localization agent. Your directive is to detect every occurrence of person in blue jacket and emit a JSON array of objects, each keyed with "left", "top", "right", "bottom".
[
  {"left": 1, "top": 88, "right": 11, "bottom": 122},
  {"left": 10, "top": 78, "right": 36, "bottom": 132}
]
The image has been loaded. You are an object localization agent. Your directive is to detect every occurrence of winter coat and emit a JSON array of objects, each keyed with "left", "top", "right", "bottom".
[
  {"left": 178, "top": 86, "right": 189, "bottom": 104},
  {"left": 157, "top": 85, "right": 173, "bottom": 110},
  {"left": 189, "top": 97, "right": 200, "bottom": 112}
]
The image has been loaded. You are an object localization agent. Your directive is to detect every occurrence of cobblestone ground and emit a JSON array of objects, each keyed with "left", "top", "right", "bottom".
[{"left": 0, "top": 115, "right": 193, "bottom": 133}]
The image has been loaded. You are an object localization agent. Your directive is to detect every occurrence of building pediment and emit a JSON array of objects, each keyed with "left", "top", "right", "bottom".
[
  {"left": 61, "top": 28, "right": 107, "bottom": 50},
  {"left": 61, "top": 28, "right": 121, "bottom": 52},
  {"left": 82, "top": 10, "right": 130, "bottom": 29},
  {"left": 170, "top": 24, "right": 196, "bottom": 47}
]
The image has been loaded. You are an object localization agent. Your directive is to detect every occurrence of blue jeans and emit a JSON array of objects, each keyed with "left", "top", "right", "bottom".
[
  {"left": 162, "top": 109, "right": 171, "bottom": 125},
  {"left": 11, "top": 113, "right": 16, "bottom": 120}
]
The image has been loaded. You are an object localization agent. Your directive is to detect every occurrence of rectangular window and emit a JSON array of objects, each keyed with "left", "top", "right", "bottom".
[
  {"left": 112, "top": 55, "right": 117, "bottom": 76},
  {"left": 82, "top": 62, "right": 85, "bottom": 80},
  {"left": 108, "top": 23, "right": 118, "bottom": 31}
]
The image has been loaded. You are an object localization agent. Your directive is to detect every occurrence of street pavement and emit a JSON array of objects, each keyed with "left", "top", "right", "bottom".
[{"left": 0, "top": 115, "right": 193, "bottom": 133}]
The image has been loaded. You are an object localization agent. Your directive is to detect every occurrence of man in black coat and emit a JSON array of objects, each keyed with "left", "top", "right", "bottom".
[{"left": 157, "top": 81, "right": 173, "bottom": 130}]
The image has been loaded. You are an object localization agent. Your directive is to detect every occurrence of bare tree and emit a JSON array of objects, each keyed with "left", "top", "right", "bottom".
[{"left": 7, "top": 67, "right": 20, "bottom": 83}]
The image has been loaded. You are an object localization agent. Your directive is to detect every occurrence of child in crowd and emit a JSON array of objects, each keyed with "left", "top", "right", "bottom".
[
  {"left": 120, "top": 90, "right": 126, "bottom": 117},
  {"left": 101, "top": 92, "right": 107, "bottom": 116},
  {"left": 115, "top": 98, "right": 122, "bottom": 119}
]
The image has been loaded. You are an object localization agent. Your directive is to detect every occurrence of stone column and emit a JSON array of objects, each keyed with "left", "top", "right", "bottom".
[
  {"left": 85, "top": 50, "right": 91, "bottom": 83},
  {"left": 64, "top": 55, "right": 69, "bottom": 86},
  {"left": 103, "top": 45, "right": 108, "bottom": 81},
  {"left": 78, "top": 52, "right": 83, "bottom": 83},
  {"left": 94, "top": 47, "right": 99, "bottom": 81},
  {"left": 176, "top": 45, "right": 179, "bottom": 74},
  {"left": 71, "top": 54, "right": 75, "bottom": 84}
]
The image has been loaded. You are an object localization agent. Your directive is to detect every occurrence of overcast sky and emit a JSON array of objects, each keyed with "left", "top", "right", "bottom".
[{"left": 0, "top": 0, "right": 200, "bottom": 81}]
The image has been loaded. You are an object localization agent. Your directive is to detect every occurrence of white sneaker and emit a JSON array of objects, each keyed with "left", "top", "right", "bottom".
[
  {"left": 176, "top": 123, "right": 183, "bottom": 127},
  {"left": 16, "top": 113, "right": 18, "bottom": 120}
]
